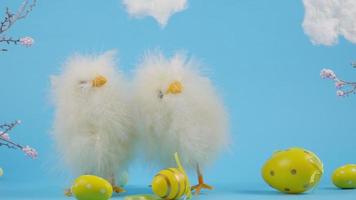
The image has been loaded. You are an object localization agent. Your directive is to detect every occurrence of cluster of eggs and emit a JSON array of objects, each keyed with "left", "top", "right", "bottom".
[
  {"left": 262, "top": 147, "right": 356, "bottom": 194},
  {"left": 67, "top": 150, "right": 356, "bottom": 200},
  {"left": 70, "top": 153, "right": 191, "bottom": 200}
]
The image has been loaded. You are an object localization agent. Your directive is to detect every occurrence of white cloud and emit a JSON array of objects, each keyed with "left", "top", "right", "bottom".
[
  {"left": 122, "top": 0, "right": 188, "bottom": 27},
  {"left": 302, "top": 0, "right": 356, "bottom": 46}
]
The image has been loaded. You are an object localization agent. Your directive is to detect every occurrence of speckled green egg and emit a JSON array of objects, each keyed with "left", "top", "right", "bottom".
[
  {"left": 262, "top": 147, "right": 324, "bottom": 194},
  {"left": 332, "top": 164, "right": 356, "bottom": 189}
]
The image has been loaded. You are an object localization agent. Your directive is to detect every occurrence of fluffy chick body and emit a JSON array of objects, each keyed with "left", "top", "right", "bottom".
[
  {"left": 52, "top": 52, "right": 133, "bottom": 182},
  {"left": 133, "top": 52, "right": 229, "bottom": 171}
]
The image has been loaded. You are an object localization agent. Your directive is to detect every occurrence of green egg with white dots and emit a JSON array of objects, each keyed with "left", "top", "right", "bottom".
[{"left": 332, "top": 164, "right": 356, "bottom": 189}]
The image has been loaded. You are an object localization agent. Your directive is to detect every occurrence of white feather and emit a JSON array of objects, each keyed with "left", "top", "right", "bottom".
[
  {"left": 132, "top": 51, "right": 229, "bottom": 170},
  {"left": 51, "top": 51, "right": 134, "bottom": 181}
]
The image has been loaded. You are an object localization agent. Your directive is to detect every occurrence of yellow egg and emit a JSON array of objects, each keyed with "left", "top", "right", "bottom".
[
  {"left": 0, "top": 168, "right": 3, "bottom": 177},
  {"left": 151, "top": 153, "right": 191, "bottom": 200},
  {"left": 152, "top": 168, "right": 188, "bottom": 200},
  {"left": 71, "top": 175, "right": 113, "bottom": 200},
  {"left": 262, "top": 147, "right": 323, "bottom": 194},
  {"left": 332, "top": 164, "right": 356, "bottom": 189}
]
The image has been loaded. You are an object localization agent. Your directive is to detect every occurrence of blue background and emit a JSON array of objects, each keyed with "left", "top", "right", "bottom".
[{"left": 1, "top": 0, "right": 356, "bottom": 199}]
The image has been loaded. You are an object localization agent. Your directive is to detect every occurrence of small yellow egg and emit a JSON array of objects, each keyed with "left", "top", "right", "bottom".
[
  {"left": 71, "top": 175, "right": 113, "bottom": 200},
  {"left": 152, "top": 168, "right": 188, "bottom": 200},
  {"left": 332, "top": 164, "right": 356, "bottom": 189},
  {"left": 0, "top": 168, "right": 3, "bottom": 177},
  {"left": 151, "top": 153, "right": 191, "bottom": 200},
  {"left": 262, "top": 147, "right": 323, "bottom": 194}
]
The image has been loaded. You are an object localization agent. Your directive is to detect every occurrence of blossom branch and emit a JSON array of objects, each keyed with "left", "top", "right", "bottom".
[
  {"left": 0, "top": 0, "right": 36, "bottom": 51},
  {"left": 0, "top": 141, "right": 17, "bottom": 149},
  {"left": 0, "top": 120, "right": 38, "bottom": 159},
  {"left": 0, "top": 0, "right": 36, "bottom": 34},
  {"left": 0, "top": 36, "right": 20, "bottom": 45},
  {"left": 0, "top": 120, "right": 21, "bottom": 134},
  {"left": 0, "top": 136, "right": 22, "bottom": 149},
  {"left": 320, "top": 68, "right": 356, "bottom": 97}
]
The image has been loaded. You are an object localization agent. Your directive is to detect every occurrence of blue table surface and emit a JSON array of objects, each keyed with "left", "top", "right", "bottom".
[{"left": 1, "top": 181, "right": 355, "bottom": 200}]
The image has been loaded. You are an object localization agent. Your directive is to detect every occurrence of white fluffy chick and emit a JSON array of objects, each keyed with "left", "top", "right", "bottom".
[
  {"left": 133, "top": 51, "right": 229, "bottom": 194},
  {"left": 51, "top": 51, "right": 133, "bottom": 194}
]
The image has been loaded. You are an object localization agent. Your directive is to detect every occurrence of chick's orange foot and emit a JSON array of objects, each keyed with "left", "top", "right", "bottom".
[
  {"left": 191, "top": 182, "right": 213, "bottom": 195},
  {"left": 64, "top": 188, "right": 72, "bottom": 197},
  {"left": 112, "top": 185, "right": 126, "bottom": 193},
  {"left": 192, "top": 165, "right": 213, "bottom": 195}
]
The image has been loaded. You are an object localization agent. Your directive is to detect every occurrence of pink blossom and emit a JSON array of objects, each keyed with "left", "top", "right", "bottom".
[
  {"left": 19, "top": 37, "right": 34, "bottom": 47},
  {"left": 336, "top": 90, "right": 345, "bottom": 97},
  {"left": 320, "top": 69, "right": 336, "bottom": 79},
  {"left": 0, "top": 132, "right": 10, "bottom": 140},
  {"left": 335, "top": 81, "right": 345, "bottom": 88},
  {"left": 22, "top": 145, "right": 38, "bottom": 159}
]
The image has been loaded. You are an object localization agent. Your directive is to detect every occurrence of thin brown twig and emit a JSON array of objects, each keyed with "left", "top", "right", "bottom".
[
  {"left": 0, "top": 120, "right": 21, "bottom": 135},
  {"left": 0, "top": 36, "right": 20, "bottom": 45},
  {"left": 0, "top": 136, "right": 23, "bottom": 149},
  {"left": 0, "top": 0, "right": 36, "bottom": 34},
  {"left": 0, "top": 0, "right": 36, "bottom": 51},
  {"left": 0, "top": 141, "right": 17, "bottom": 149}
]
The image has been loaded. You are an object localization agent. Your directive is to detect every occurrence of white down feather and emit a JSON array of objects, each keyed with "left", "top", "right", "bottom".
[
  {"left": 51, "top": 51, "right": 133, "bottom": 181},
  {"left": 133, "top": 51, "right": 229, "bottom": 170}
]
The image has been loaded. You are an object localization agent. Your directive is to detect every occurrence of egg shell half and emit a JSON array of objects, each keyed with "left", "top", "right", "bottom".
[
  {"left": 332, "top": 164, "right": 356, "bottom": 189},
  {"left": 71, "top": 175, "right": 113, "bottom": 200}
]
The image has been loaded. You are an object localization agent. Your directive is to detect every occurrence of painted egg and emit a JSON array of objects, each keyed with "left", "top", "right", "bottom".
[
  {"left": 71, "top": 175, "right": 113, "bottom": 200},
  {"left": 0, "top": 168, "right": 3, "bottom": 177},
  {"left": 332, "top": 164, "right": 356, "bottom": 189},
  {"left": 152, "top": 168, "right": 189, "bottom": 200},
  {"left": 262, "top": 147, "right": 324, "bottom": 194}
]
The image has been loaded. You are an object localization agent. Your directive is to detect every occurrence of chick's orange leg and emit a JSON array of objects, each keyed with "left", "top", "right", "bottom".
[
  {"left": 191, "top": 164, "right": 213, "bottom": 195},
  {"left": 110, "top": 175, "right": 126, "bottom": 193}
]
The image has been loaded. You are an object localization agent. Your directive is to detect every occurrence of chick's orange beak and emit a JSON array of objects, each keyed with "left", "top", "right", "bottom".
[
  {"left": 166, "top": 81, "right": 183, "bottom": 94},
  {"left": 92, "top": 75, "right": 107, "bottom": 88}
]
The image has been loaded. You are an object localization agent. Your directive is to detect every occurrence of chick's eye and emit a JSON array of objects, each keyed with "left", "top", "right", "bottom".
[
  {"left": 78, "top": 80, "right": 90, "bottom": 89},
  {"left": 158, "top": 90, "right": 164, "bottom": 99}
]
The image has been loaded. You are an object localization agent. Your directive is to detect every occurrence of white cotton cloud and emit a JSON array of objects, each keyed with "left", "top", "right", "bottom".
[
  {"left": 302, "top": 0, "right": 356, "bottom": 46},
  {"left": 122, "top": 0, "right": 188, "bottom": 27}
]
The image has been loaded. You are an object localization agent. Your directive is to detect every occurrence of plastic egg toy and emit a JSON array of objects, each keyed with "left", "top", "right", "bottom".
[
  {"left": 71, "top": 175, "right": 113, "bottom": 200},
  {"left": 262, "top": 147, "right": 324, "bottom": 194},
  {"left": 151, "top": 153, "right": 191, "bottom": 200},
  {"left": 332, "top": 164, "right": 356, "bottom": 189},
  {"left": 152, "top": 168, "right": 189, "bottom": 200}
]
